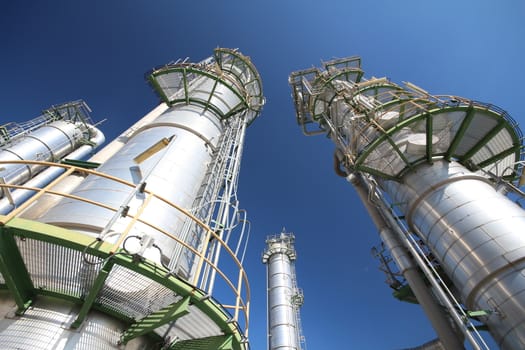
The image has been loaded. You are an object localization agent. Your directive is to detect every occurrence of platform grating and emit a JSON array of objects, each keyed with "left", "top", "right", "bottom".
[
  {"left": 96, "top": 264, "right": 181, "bottom": 320},
  {"left": 15, "top": 237, "right": 102, "bottom": 298}
]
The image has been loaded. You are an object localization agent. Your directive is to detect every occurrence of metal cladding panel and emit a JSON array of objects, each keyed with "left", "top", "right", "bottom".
[
  {"left": 38, "top": 105, "right": 222, "bottom": 279},
  {"left": 384, "top": 161, "right": 525, "bottom": 350},
  {"left": 471, "top": 263, "right": 525, "bottom": 348},
  {"left": 482, "top": 153, "right": 516, "bottom": 177},
  {"left": 473, "top": 127, "right": 517, "bottom": 176},
  {"left": 470, "top": 128, "right": 513, "bottom": 163}
]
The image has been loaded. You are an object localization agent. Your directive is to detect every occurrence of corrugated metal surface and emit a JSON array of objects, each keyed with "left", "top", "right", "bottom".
[{"left": 0, "top": 301, "right": 75, "bottom": 350}]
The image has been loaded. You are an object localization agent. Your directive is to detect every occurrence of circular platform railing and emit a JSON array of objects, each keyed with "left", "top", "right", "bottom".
[{"left": 0, "top": 159, "right": 250, "bottom": 349}]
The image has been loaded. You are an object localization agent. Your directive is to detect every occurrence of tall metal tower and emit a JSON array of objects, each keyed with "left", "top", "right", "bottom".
[
  {"left": 290, "top": 57, "right": 525, "bottom": 350},
  {"left": 0, "top": 48, "right": 263, "bottom": 349},
  {"left": 262, "top": 230, "right": 305, "bottom": 350}
]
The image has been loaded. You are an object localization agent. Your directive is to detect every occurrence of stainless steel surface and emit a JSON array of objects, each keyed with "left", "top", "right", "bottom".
[
  {"left": 0, "top": 120, "right": 89, "bottom": 193},
  {"left": 350, "top": 174, "right": 465, "bottom": 350},
  {"left": 263, "top": 232, "right": 304, "bottom": 350},
  {"left": 0, "top": 125, "right": 104, "bottom": 215},
  {"left": 38, "top": 104, "right": 223, "bottom": 279},
  {"left": 90, "top": 103, "right": 168, "bottom": 164},
  {"left": 382, "top": 160, "right": 525, "bottom": 349},
  {"left": 37, "top": 50, "right": 263, "bottom": 282}
]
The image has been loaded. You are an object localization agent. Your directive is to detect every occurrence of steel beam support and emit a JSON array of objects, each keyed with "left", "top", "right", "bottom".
[
  {"left": 462, "top": 120, "right": 506, "bottom": 160},
  {"left": 170, "top": 335, "right": 234, "bottom": 350},
  {"left": 445, "top": 105, "right": 474, "bottom": 161},
  {"left": 0, "top": 227, "right": 34, "bottom": 314},
  {"left": 426, "top": 113, "right": 433, "bottom": 164}
]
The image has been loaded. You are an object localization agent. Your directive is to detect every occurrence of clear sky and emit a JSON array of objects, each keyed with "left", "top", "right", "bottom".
[{"left": 1, "top": 1, "right": 524, "bottom": 349}]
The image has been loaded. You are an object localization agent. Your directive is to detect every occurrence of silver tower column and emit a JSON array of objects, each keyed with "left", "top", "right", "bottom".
[
  {"left": 0, "top": 101, "right": 104, "bottom": 210},
  {"left": 263, "top": 231, "right": 305, "bottom": 350},
  {"left": 0, "top": 48, "right": 263, "bottom": 350},
  {"left": 36, "top": 49, "right": 264, "bottom": 279},
  {"left": 290, "top": 57, "right": 525, "bottom": 349}
]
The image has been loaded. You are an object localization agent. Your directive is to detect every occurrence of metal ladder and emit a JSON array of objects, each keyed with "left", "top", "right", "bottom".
[
  {"left": 168, "top": 116, "right": 246, "bottom": 288},
  {"left": 290, "top": 263, "right": 306, "bottom": 350}
]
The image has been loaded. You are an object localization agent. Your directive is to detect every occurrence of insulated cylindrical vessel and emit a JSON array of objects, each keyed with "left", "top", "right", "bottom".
[
  {"left": 0, "top": 120, "right": 89, "bottom": 191},
  {"left": 38, "top": 104, "right": 222, "bottom": 277},
  {"left": 36, "top": 49, "right": 264, "bottom": 281},
  {"left": 0, "top": 49, "right": 263, "bottom": 350},
  {"left": 383, "top": 160, "right": 525, "bottom": 349}
]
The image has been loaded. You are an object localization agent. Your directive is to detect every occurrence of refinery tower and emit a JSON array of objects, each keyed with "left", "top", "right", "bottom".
[
  {"left": 0, "top": 48, "right": 263, "bottom": 350},
  {"left": 262, "top": 230, "right": 305, "bottom": 350},
  {"left": 290, "top": 57, "right": 525, "bottom": 350}
]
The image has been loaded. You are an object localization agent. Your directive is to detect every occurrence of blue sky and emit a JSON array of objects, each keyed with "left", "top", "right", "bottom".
[{"left": 1, "top": 1, "right": 524, "bottom": 348}]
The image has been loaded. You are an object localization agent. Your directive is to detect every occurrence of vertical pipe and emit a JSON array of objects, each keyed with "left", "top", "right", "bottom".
[
  {"left": 349, "top": 174, "right": 464, "bottom": 350},
  {"left": 207, "top": 118, "right": 248, "bottom": 293},
  {"left": 382, "top": 161, "right": 525, "bottom": 349}
]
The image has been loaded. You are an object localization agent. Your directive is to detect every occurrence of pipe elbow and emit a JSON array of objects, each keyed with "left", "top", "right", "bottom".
[
  {"left": 87, "top": 125, "right": 105, "bottom": 147},
  {"left": 333, "top": 150, "right": 348, "bottom": 177}
]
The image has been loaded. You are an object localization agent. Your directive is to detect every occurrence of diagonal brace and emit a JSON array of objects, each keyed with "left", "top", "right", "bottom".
[{"left": 71, "top": 259, "right": 114, "bottom": 328}]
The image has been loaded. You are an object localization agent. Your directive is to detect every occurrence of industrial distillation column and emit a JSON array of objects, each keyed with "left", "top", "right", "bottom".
[
  {"left": 290, "top": 57, "right": 525, "bottom": 350},
  {"left": 263, "top": 231, "right": 305, "bottom": 350},
  {"left": 0, "top": 48, "right": 263, "bottom": 350},
  {"left": 0, "top": 101, "right": 104, "bottom": 213}
]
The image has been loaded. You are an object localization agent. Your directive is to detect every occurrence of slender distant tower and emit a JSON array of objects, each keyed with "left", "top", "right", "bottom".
[
  {"left": 0, "top": 48, "right": 263, "bottom": 349},
  {"left": 263, "top": 230, "right": 305, "bottom": 350},
  {"left": 290, "top": 57, "right": 525, "bottom": 350}
]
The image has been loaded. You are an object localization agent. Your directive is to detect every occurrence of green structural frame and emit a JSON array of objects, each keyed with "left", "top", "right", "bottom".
[
  {"left": 148, "top": 66, "right": 247, "bottom": 120},
  {"left": 0, "top": 216, "right": 246, "bottom": 350},
  {"left": 351, "top": 104, "right": 523, "bottom": 180},
  {"left": 147, "top": 48, "right": 263, "bottom": 125},
  {"left": 291, "top": 58, "right": 524, "bottom": 182}
]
